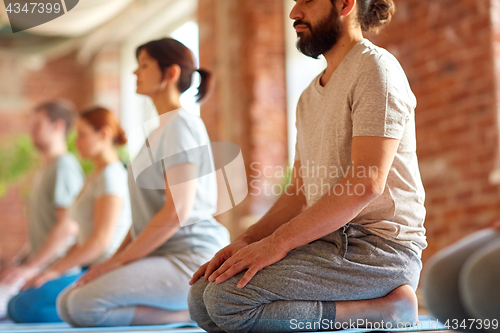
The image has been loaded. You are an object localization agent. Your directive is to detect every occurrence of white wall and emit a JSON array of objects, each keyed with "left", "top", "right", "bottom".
[
  {"left": 284, "top": 0, "right": 326, "bottom": 166},
  {"left": 119, "top": 0, "right": 199, "bottom": 159}
]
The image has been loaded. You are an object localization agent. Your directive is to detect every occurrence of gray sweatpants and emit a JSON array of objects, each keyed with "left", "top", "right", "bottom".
[
  {"left": 422, "top": 228, "right": 500, "bottom": 332},
  {"left": 56, "top": 252, "right": 213, "bottom": 327},
  {"left": 188, "top": 223, "right": 422, "bottom": 333}
]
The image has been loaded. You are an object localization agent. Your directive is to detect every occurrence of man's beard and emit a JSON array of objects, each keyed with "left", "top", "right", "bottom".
[{"left": 295, "top": 6, "right": 343, "bottom": 59}]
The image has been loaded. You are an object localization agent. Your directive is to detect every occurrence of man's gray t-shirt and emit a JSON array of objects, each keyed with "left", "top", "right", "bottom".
[
  {"left": 68, "top": 161, "right": 132, "bottom": 264},
  {"left": 294, "top": 38, "right": 426, "bottom": 256},
  {"left": 28, "top": 153, "right": 85, "bottom": 261},
  {"left": 128, "top": 109, "right": 230, "bottom": 256}
]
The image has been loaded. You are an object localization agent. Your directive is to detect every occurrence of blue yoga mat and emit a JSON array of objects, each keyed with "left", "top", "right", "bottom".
[
  {"left": 0, "top": 316, "right": 447, "bottom": 333},
  {"left": 0, "top": 321, "right": 202, "bottom": 333}
]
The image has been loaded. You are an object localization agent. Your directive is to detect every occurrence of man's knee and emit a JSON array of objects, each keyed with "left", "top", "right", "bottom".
[
  {"left": 188, "top": 278, "right": 210, "bottom": 322},
  {"left": 188, "top": 277, "right": 229, "bottom": 332},
  {"left": 204, "top": 276, "right": 256, "bottom": 333}
]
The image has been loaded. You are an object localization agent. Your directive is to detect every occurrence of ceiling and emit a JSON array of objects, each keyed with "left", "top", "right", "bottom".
[{"left": 0, "top": 0, "right": 197, "bottom": 62}]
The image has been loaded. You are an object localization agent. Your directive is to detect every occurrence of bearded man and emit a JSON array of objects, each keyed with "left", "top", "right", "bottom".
[{"left": 188, "top": 0, "right": 426, "bottom": 331}]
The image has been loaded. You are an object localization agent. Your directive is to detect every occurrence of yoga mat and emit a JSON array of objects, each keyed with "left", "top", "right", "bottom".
[
  {"left": 0, "top": 322, "right": 203, "bottom": 333},
  {"left": 321, "top": 315, "right": 449, "bottom": 332},
  {"left": 0, "top": 316, "right": 448, "bottom": 333}
]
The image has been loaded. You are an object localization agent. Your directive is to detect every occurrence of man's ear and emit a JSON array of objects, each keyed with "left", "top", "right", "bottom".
[
  {"left": 339, "top": 0, "right": 356, "bottom": 17},
  {"left": 53, "top": 119, "right": 67, "bottom": 135},
  {"left": 162, "top": 64, "right": 182, "bottom": 85}
]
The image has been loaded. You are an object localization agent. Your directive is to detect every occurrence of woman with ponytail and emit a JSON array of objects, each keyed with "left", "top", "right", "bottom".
[
  {"left": 7, "top": 107, "right": 132, "bottom": 323},
  {"left": 56, "top": 38, "right": 229, "bottom": 327}
]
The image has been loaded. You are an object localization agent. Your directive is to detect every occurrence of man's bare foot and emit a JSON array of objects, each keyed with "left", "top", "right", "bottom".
[
  {"left": 378, "top": 284, "right": 418, "bottom": 325},
  {"left": 336, "top": 284, "right": 418, "bottom": 328}
]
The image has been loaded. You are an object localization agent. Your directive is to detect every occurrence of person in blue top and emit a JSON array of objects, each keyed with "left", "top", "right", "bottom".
[
  {"left": 56, "top": 38, "right": 230, "bottom": 327},
  {"left": 7, "top": 107, "right": 132, "bottom": 323}
]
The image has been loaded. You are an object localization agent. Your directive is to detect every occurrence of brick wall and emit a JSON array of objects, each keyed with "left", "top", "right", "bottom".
[
  {"left": 93, "top": 45, "right": 122, "bottom": 114},
  {"left": 367, "top": 0, "right": 500, "bottom": 261},
  {"left": 198, "top": 0, "right": 288, "bottom": 237}
]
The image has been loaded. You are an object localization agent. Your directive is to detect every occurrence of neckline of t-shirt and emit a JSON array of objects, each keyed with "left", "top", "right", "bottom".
[
  {"left": 144, "top": 108, "right": 183, "bottom": 147},
  {"left": 314, "top": 38, "right": 369, "bottom": 95},
  {"left": 159, "top": 107, "right": 183, "bottom": 124},
  {"left": 87, "top": 160, "right": 122, "bottom": 184}
]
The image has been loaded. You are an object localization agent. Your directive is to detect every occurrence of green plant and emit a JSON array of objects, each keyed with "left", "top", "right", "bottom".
[{"left": 0, "top": 135, "right": 40, "bottom": 198}]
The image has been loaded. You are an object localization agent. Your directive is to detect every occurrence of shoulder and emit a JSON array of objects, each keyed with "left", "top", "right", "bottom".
[
  {"left": 57, "top": 153, "right": 80, "bottom": 168},
  {"left": 101, "top": 161, "right": 127, "bottom": 180},
  {"left": 174, "top": 109, "right": 206, "bottom": 130},
  {"left": 98, "top": 162, "right": 128, "bottom": 195},
  {"left": 56, "top": 153, "right": 83, "bottom": 175},
  {"left": 165, "top": 109, "right": 207, "bottom": 141},
  {"left": 354, "top": 40, "right": 416, "bottom": 105},
  {"left": 356, "top": 39, "right": 407, "bottom": 78}
]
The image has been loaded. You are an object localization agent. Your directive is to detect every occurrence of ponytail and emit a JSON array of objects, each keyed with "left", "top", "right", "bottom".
[
  {"left": 195, "top": 68, "right": 213, "bottom": 103},
  {"left": 114, "top": 127, "right": 128, "bottom": 146}
]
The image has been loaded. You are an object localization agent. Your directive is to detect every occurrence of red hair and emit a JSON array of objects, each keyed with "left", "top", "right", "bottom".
[{"left": 80, "top": 107, "right": 127, "bottom": 146}]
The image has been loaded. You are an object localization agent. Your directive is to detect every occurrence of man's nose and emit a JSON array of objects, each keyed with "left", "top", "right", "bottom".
[{"left": 289, "top": 2, "right": 304, "bottom": 21}]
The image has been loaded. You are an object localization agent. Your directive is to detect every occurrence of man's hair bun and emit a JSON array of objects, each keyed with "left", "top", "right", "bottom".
[{"left": 358, "top": 0, "right": 396, "bottom": 33}]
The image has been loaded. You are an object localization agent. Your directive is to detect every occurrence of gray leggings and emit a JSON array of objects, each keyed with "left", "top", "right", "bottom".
[
  {"left": 57, "top": 252, "right": 213, "bottom": 327},
  {"left": 188, "top": 223, "right": 422, "bottom": 333},
  {"left": 422, "top": 228, "right": 500, "bottom": 331}
]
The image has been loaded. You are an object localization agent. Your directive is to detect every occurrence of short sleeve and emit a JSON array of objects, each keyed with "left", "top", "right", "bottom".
[
  {"left": 151, "top": 114, "right": 206, "bottom": 171},
  {"left": 54, "top": 155, "right": 85, "bottom": 208},
  {"left": 294, "top": 134, "right": 301, "bottom": 162},
  {"left": 293, "top": 109, "right": 301, "bottom": 162},
  {"left": 95, "top": 163, "right": 128, "bottom": 198},
  {"left": 351, "top": 55, "right": 415, "bottom": 140}
]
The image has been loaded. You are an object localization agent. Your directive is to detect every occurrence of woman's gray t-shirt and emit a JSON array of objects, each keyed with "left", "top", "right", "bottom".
[
  {"left": 128, "top": 109, "right": 230, "bottom": 256},
  {"left": 68, "top": 161, "right": 132, "bottom": 264}
]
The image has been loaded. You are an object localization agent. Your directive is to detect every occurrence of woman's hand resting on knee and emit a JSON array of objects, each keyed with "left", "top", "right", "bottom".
[
  {"left": 74, "top": 259, "right": 123, "bottom": 288},
  {"left": 189, "top": 239, "right": 249, "bottom": 285}
]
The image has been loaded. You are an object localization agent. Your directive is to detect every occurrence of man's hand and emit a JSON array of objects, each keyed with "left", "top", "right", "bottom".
[
  {"left": 206, "top": 236, "right": 289, "bottom": 289},
  {"left": 0, "top": 265, "right": 39, "bottom": 286},
  {"left": 22, "top": 269, "right": 61, "bottom": 290},
  {"left": 74, "top": 259, "right": 122, "bottom": 288},
  {"left": 189, "top": 239, "right": 249, "bottom": 285}
]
